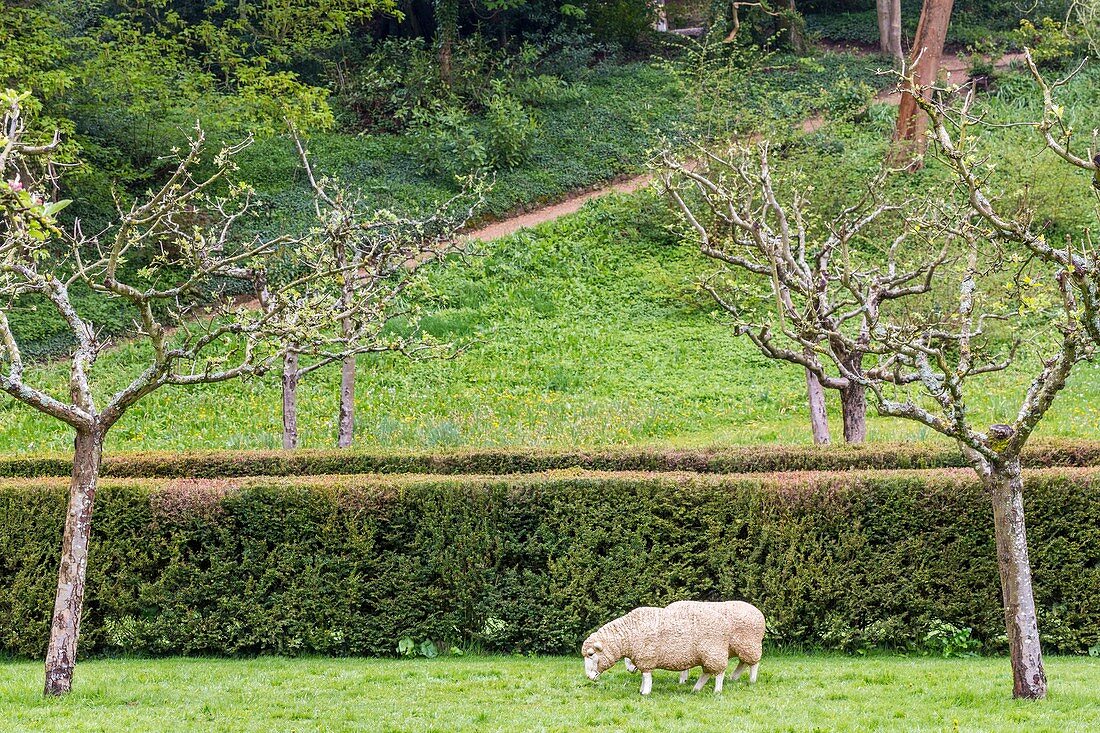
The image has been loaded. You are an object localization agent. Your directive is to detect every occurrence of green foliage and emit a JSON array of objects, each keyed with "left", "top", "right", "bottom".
[
  {"left": 803, "top": 2, "right": 1075, "bottom": 49},
  {"left": 395, "top": 635, "right": 439, "bottom": 657},
  {"left": 407, "top": 79, "right": 537, "bottom": 175},
  {"left": 1012, "top": 17, "right": 1083, "bottom": 68},
  {"left": 819, "top": 74, "right": 875, "bottom": 122},
  {"left": 922, "top": 620, "right": 982, "bottom": 658},
  {"left": 1, "top": 469, "right": 1097, "bottom": 658},
  {"left": 483, "top": 81, "right": 539, "bottom": 168},
  {"left": 409, "top": 102, "right": 489, "bottom": 176},
  {"left": 577, "top": 0, "right": 654, "bottom": 48},
  {"left": 119, "top": 0, "right": 399, "bottom": 71}
]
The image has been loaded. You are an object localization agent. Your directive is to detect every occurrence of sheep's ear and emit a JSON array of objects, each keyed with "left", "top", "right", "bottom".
[{"left": 593, "top": 641, "right": 603, "bottom": 652}]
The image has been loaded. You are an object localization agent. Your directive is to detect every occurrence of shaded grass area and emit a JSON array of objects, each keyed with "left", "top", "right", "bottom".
[
  {"left": 238, "top": 53, "right": 886, "bottom": 227},
  {"left": 1, "top": 655, "right": 1098, "bottom": 732}
]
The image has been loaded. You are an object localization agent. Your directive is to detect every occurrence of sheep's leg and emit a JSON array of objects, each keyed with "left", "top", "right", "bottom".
[
  {"left": 691, "top": 673, "right": 710, "bottom": 692},
  {"left": 640, "top": 672, "right": 653, "bottom": 696},
  {"left": 678, "top": 669, "right": 690, "bottom": 685},
  {"left": 714, "top": 671, "right": 725, "bottom": 694},
  {"left": 749, "top": 663, "right": 759, "bottom": 684},
  {"left": 731, "top": 662, "right": 747, "bottom": 681},
  {"left": 624, "top": 658, "right": 637, "bottom": 673}
]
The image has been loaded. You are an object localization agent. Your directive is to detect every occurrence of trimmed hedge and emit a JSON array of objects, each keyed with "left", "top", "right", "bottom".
[
  {"left": 6, "top": 439, "right": 1100, "bottom": 479},
  {"left": 1, "top": 469, "right": 1097, "bottom": 659}
]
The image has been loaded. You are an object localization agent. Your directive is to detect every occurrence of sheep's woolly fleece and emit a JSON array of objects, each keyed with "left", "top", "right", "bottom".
[{"left": 582, "top": 600, "right": 765, "bottom": 695}]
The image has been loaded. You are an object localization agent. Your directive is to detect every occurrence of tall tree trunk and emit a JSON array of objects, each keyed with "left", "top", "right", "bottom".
[
  {"left": 890, "top": 0, "right": 954, "bottom": 170},
  {"left": 439, "top": 33, "right": 452, "bottom": 86},
  {"left": 283, "top": 350, "right": 299, "bottom": 450},
  {"left": 337, "top": 354, "right": 355, "bottom": 448},
  {"left": 877, "top": 0, "right": 903, "bottom": 60},
  {"left": 840, "top": 383, "right": 867, "bottom": 444},
  {"left": 436, "top": 0, "right": 456, "bottom": 87},
  {"left": 805, "top": 367, "right": 830, "bottom": 445},
  {"left": 786, "top": 0, "right": 807, "bottom": 54},
  {"left": 887, "top": 0, "right": 903, "bottom": 60},
  {"left": 877, "top": 0, "right": 890, "bottom": 53},
  {"left": 985, "top": 458, "right": 1048, "bottom": 699},
  {"left": 43, "top": 427, "right": 104, "bottom": 696}
]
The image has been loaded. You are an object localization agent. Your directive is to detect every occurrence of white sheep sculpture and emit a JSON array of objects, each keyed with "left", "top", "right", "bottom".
[{"left": 581, "top": 600, "right": 765, "bottom": 695}]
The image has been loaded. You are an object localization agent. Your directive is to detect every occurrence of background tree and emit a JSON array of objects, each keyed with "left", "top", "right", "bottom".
[
  {"left": 660, "top": 143, "right": 943, "bottom": 444},
  {"left": 1, "top": 91, "right": 355, "bottom": 695},
  {"left": 877, "top": 0, "right": 903, "bottom": 60},
  {"left": 279, "top": 130, "right": 484, "bottom": 449},
  {"left": 891, "top": 0, "right": 955, "bottom": 169}
]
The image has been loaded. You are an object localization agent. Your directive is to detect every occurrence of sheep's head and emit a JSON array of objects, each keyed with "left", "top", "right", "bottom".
[{"left": 581, "top": 634, "right": 614, "bottom": 680}]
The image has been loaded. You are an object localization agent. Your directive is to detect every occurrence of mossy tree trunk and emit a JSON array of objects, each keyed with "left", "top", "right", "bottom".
[
  {"left": 981, "top": 457, "right": 1047, "bottom": 699},
  {"left": 43, "top": 427, "right": 104, "bottom": 696}
]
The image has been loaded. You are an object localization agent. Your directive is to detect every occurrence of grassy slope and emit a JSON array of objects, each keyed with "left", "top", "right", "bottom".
[
  {"left": 2, "top": 655, "right": 1099, "bottom": 732},
  {"left": 4, "top": 183, "right": 1100, "bottom": 454},
  {"left": 8, "top": 51, "right": 886, "bottom": 362},
  {"left": 3, "top": 67, "right": 1100, "bottom": 454}
]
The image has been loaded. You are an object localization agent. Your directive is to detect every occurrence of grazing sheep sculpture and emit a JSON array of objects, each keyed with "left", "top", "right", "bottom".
[{"left": 582, "top": 600, "right": 765, "bottom": 695}]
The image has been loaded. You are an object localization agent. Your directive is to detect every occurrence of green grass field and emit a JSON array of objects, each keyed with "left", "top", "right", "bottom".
[
  {"left": 2, "top": 655, "right": 1098, "bottom": 732},
  {"left": 4, "top": 184, "right": 1100, "bottom": 455},
  {"left": 3, "top": 66, "right": 1099, "bottom": 455}
]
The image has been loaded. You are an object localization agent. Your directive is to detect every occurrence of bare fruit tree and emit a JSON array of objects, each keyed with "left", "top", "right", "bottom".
[
  {"left": 660, "top": 143, "right": 943, "bottom": 444},
  {"left": 1, "top": 91, "right": 358, "bottom": 695},
  {"left": 820, "top": 208, "right": 1084, "bottom": 699},
  {"left": 900, "top": 64, "right": 1100, "bottom": 697},
  {"left": 278, "top": 130, "right": 484, "bottom": 449}
]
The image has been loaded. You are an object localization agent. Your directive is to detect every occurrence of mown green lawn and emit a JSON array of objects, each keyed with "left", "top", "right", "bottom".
[{"left": 1, "top": 655, "right": 1098, "bottom": 732}]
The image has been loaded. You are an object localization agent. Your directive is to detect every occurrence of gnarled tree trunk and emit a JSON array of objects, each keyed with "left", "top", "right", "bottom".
[
  {"left": 840, "top": 383, "right": 867, "bottom": 444},
  {"left": 43, "top": 427, "right": 104, "bottom": 696},
  {"left": 283, "top": 350, "right": 300, "bottom": 450},
  {"left": 891, "top": 0, "right": 954, "bottom": 169},
  {"left": 336, "top": 244, "right": 358, "bottom": 449},
  {"left": 805, "top": 367, "right": 830, "bottom": 444},
  {"left": 984, "top": 458, "right": 1047, "bottom": 699}
]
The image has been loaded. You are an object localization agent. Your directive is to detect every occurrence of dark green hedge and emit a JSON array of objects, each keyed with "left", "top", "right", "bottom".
[
  {"left": 6, "top": 439, "right": 1100, "bottom": 479},
  {"left": 1, "top": 469, "right": 1097, "bottom": 659}
]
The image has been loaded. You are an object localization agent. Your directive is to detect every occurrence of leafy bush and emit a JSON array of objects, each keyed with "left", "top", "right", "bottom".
[
  {"left": 1012, "top": 17, "right": 1083, "bottom": 68},
  {"left": 820, "top": 74, "right": 875, "bottom": 122},
  {"left": 922, "top": 620, "right": 982, "bottom": 658},
  {"left": 585, "top": 0, "right": 655, "bottom": 48},
  {"left": 1, "top": 468, "right": 1097, "bottom": 658},
  {"left": 409, "top": 102, "right": 489, "bottom": 176},
  {"left": 483, "top": 81, "right": 540, "bottom": 168}
]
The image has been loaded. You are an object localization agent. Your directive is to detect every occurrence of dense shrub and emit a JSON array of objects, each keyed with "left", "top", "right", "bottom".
[
  {"left": 6, "top": 439, "right": 1100, "bottom": 479},
  {"left": 1, "top": 469, "right": 1097, "bottom": 658}
]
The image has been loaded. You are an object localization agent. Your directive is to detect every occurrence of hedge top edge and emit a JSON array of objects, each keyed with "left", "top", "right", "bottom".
[{"left": 5, "top": 438, "right": 1100, "bottom": 478}]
